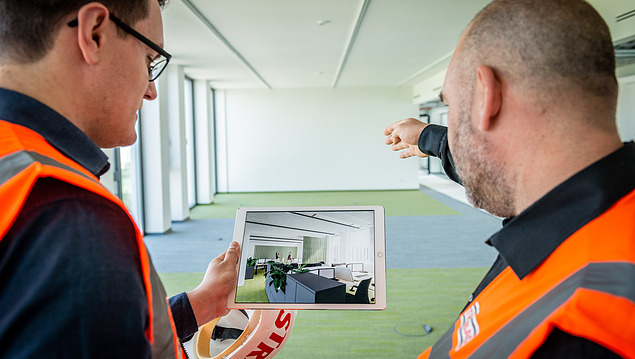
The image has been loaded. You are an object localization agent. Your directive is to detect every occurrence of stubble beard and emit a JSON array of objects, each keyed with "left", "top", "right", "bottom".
[{"left": 452, "top": 109, "right": 517, "bottom": 218}]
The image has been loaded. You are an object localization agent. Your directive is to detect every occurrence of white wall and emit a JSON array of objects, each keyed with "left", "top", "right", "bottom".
[
  {"left": 325, "top": 229, "right": 374, "bottom": 273},
  {"left": 215, "top": 87, "right": 419, "bottom": 192},
  {"left": 346, "top": 228, "right": 373, "bottom": 272}
]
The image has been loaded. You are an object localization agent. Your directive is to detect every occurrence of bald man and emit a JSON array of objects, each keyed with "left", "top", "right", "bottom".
[{"left": 385, "top": 0, "right": 634, "bottom": 357}]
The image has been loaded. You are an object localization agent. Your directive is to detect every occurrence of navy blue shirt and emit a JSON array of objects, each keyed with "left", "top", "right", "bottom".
[{"left": 0, "top": 88, "right": 197, "bottom": 357}]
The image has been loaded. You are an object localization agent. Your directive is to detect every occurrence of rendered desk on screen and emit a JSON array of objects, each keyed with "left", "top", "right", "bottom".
[{"left": 265, "top": 272, "right": 346, "bottom": 303}]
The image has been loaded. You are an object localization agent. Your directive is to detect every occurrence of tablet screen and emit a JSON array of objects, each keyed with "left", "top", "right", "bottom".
[{"left": 228, "top": 206, "right": 386, "bottom": 310}]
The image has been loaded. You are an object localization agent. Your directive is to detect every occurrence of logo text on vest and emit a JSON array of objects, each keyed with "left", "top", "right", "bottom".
[{"left": 456, "top": 302, "right": 480, "bottom": 351}]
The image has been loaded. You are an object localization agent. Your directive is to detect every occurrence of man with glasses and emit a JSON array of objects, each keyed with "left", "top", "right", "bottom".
[{"left": 0, "top": 1, "right": 239, "bottom": 358}]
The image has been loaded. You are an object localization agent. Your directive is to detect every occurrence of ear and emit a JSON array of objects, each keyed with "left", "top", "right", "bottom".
[
  {"left": 75, "top": 3, "right": 110, "bottom": 65},
  {"left": 475, "top": 65, "right": 501, "bottom": 131}
]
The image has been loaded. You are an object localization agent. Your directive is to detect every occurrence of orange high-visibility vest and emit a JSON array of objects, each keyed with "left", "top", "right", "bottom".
[
  {"left": 0, "top": 119, "right": 184, "bottom": 358},
  {"left": 419, "top": 188, "right": 635, "bottom": 358}
]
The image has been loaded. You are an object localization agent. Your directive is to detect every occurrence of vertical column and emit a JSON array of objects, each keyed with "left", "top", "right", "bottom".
[
  {"left": 140, "top": 79, "right": 171, "bottom": 234},
  {"left": 214, "top": 89, "right": 229, "bottom": 193},
  {"left": 165, "top": 65, "right": 190, "bottom": 221},
  {"left": 193, "top": 79, "right": 215, "bottom": 204}
]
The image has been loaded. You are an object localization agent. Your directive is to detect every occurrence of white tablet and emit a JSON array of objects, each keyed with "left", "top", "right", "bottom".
[{"left": 227, "top": 206, "right": 386, "bottom": 310}]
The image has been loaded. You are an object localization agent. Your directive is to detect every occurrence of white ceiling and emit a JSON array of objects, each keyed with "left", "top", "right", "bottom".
[
  {"left": 245, "top": 210, "right": 374, "bottom": 239},
  {"left": 161, "top": 0, "right": 635, "bottom": 90}
]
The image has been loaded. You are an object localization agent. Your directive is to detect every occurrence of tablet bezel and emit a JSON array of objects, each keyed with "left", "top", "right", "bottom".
[{"left": 227, "top": 206, "right": 386, "bottom": 310}]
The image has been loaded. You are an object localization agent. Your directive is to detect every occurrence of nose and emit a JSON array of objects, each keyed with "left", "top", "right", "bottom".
[{"left": 144, "top": 81, "right": 158, "bottom": 101}]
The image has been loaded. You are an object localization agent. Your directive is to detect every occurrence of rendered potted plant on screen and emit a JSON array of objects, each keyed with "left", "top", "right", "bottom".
[
  {"left": 266, "top": 263, "right": 290, "bottom": 293},
  {"left": 245, "top": 257, "right": 258, "bottom": 280},
  {"left": 266, "top": 263, "right": 309, "bottom": 293}
]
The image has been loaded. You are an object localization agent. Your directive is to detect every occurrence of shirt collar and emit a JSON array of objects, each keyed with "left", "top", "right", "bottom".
[
  {"left": 487, "top": 142, "right": 635, "bottom": 279},
  {"left": 0, "top": 88, "right": 110, "bottom": 177}
]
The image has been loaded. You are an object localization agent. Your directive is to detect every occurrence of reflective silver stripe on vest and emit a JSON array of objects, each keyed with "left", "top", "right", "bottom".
[
  {"left": 470, "top": 262, "right": 635, "bottom": 359},
  {"left": 0, "top": 151, "right": 37, "bottom": 186},
  {"left": 149, "top": 255, "right": 178, "bottom": 359},
  {"left": 0, "top": 150, "right": 96, "bottom": 186},
  {"left": 427, "top": 323, "right": 454, "bottom": 359},
  {"left": 428, "top": 262, "right": 635, "bottom": 359}
]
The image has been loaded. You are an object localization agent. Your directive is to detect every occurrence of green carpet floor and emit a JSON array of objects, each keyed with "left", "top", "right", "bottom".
[
  {"left": 191, "top": 190, "right": 460, "bottom": 219},
  {"left": 235, "top": 270, "right": 269, "bottom": 303},
  {"left": 159, "top": 267, "right": 487, "bottom": 358}
]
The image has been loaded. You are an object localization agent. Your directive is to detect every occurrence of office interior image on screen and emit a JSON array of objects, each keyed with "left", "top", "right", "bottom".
[{"left": 236, "top": 210, "right": 376, "bottom": 305}]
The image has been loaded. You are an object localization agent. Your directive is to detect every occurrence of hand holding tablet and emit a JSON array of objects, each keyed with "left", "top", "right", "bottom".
[{"left": 227, "top": 206, "right": 386, "bottom": 310}]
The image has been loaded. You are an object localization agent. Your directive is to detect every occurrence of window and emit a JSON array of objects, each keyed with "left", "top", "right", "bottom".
[
  {"left": 101, "top": 120, "right": 145, "bottom": 233},
  {"left": 184, "top": 77, "right": 197, "bottom": 208},
  {"left": 119, "top": 122, "right": 145, "bottom": 232}
]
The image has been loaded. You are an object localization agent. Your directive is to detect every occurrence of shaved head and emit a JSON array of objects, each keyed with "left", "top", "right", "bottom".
[
  {"left": 459, "top": 0, "right": 617, "bottom": 121},
  {"left": 444, "top": 0, "right": 620, "bottom": 217}
]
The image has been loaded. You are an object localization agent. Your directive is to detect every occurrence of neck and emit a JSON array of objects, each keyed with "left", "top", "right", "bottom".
[
  {"left": 509, "top": 116, "right": 622, "bottom": 216},
  {"left": 0, "top": 55, "right": 89, "bottom": 134},
  {"left": 0, "top": 62, "right": 48, "bottom": 101}
]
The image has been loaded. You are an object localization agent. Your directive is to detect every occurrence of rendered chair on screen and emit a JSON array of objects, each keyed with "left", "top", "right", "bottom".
[{"left": 346, "top": 278, "right": 371, "bottom": 304}]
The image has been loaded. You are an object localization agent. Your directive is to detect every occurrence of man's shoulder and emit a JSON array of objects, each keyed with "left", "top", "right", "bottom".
[
  {"left": 0, "top": 179, "right": 150, "bottom": 358},
  {"left": 21, "top": 177, "right": 126, "bottom": 219},
  {"left": 1, "top": 176, "right": 143, "bottom": 296},
  {"left": 4, "top": 176, "right": 137, "bottom": 257}
]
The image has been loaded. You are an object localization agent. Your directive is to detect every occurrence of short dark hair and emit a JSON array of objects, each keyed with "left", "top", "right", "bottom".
[
  {"left": 0, "top": 0, "right": 167, "bottom": 64},
  {"left": 463, "top": 0, "right": 617, "bottom": 102}
]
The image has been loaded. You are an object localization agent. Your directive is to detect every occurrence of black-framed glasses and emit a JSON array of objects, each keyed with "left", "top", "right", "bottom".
[{"left": 68, "top": 13, "right": 171, "bottom": 82}]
